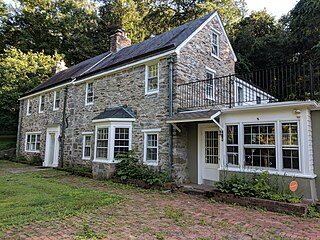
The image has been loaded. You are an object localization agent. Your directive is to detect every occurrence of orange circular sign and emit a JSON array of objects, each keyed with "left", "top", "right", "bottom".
[{"left": 290, "top": 181, "right": 298, "bottom": 192}]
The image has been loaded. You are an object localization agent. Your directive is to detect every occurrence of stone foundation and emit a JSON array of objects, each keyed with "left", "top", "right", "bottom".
[{"left": 92, "top": 162, "right": 116, "bottom": 179}]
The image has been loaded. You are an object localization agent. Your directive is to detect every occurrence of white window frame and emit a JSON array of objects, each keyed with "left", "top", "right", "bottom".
[
  {"left": 142, "top": 128, "right": 161, "bottom": 166},
  {"left": 226, "top": 124, "right": 239, "bottom": 166},
  {"left": 26, "top": 99, "right": 31, "bottom": 116},
  {"left": 53, "top": 90, "right": 60, "bottom": 111},
  {"left": 145, "top": 62, "right": 160, "bottom": 95},
  {"left": 211, "top": 29, "right": 220, "bottom": 58},
  {"left": 82, "top": 132, "right": 93, "bottom": 160},
  {"left": 93, "top": 122, "right": 132, "bottom": 163},
  {"left": 205, "top": 67, "right": 216, "bottom": 100},
  {"left": 25, "top": 132, "right": 41, "bottom": 153},
  {"left": 281, "top": 121, "right": 300, "bottom": 171},
  {"left": 223, "top": 121, "right": 303, "bottom": 175},
  {"left": 85, "top": 82, "right": 94, "bottom": 106},
  {"left": 39, "top": 95, "right": 45, "bottom": 113}
]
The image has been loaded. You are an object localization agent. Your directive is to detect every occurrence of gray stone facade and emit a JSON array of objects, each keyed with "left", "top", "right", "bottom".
[{"left": 17, "top": 15, "right": 235, "bottom": 182}]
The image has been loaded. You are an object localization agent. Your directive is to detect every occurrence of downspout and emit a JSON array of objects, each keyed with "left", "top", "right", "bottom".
[
  {"left": 59, "top": 86, "right": 68, "bottom": 168},
  {"left": 167, "top": 56, "right": 174, "bottom": 167},
  {"left": 16, "top": 99, "right": 24, "bottom": 157}
]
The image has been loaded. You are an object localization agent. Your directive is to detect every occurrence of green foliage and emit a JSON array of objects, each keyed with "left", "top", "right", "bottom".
[
  {"left": 0, "top": 135, "right": 16, "bottom": 151},
  {"left": 306, "top": 204, "right": 320, "bottom": 218},
  {"left": 114, "top": 152, "right": 173, "bottom": 187},
  {"left": 0, "top": 170, "right": 121, "bottom": 230},
  {"left": 0, "top": 48, "right": 62, "bottom": 134},
  {"left": 215, "top": 171, "right": 301, "bottom": 203},
  {"left": 75, "top": 224, "right": 102, "bottom": 240},
  {"left": 62, "top": 164, "right": 92, "bottom": 177},
  {"left": 11, "top": 154, "right": 43, "bottom": 166}
]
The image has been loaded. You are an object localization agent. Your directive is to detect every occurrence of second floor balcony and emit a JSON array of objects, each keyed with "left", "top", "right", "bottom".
[{"left": 177, "top": 62, "right": 320, "bottom": 111}]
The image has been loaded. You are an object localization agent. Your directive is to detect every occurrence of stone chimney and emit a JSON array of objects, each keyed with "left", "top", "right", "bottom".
[
  {"left": 55, "top": 60, "right": 68, "bottom": 74},
  {"left": 110, "top": 29, "right": 131, "bottom": 53}
]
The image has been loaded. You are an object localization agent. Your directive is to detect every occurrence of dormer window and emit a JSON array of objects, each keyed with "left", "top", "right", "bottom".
[
  {"left": 211, "top": 31, "right": 219, "bottom": 57},
  {"left": 53, "top": 90, "right": 60, "bottom": 110},
  {"left": 85, "top": 82, "right": 94, "bottom": 105},
  {"left": 145, "top": 63, "right": 159, "bottom": 95}
]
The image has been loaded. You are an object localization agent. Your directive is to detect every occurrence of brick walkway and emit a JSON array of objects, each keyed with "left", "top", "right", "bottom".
[{"left": 2, "top": 173, "right": 320, "bottom": 240}]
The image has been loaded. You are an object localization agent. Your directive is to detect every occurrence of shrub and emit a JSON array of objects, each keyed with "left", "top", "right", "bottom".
[
  {"left": 215, "top": 171, "right": 301, "bottom": 203},
  {"left": 62, "top": 164, "right": 92, "bottom": 177},
  {"left": 114, "top": 152, "right": 173, "bottom": 187},
  {"left": 11, "top": 154, "right": 43, "bottom": 166}
]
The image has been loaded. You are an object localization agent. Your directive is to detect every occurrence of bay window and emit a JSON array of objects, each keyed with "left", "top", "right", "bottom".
[{"left": 94, "top": 123, "right": 132, "bottom": 162}]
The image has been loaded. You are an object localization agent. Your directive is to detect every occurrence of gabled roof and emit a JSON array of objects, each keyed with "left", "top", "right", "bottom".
[
  {"left": 93, "top": 107, "right": 136, "bottom": 121},
  {"left": 23, "top": 11, "right": 236, "bottom": 98}
]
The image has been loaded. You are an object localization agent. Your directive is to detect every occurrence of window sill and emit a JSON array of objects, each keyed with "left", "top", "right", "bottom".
[
  {"left": 53, "top": 108, "right": 59, "bottom": 111},
  {"left": 25, "top": 150, "right": 40, "bottom": 153},
  {"left": 93, "top": 159, "right": 119, "bottom": 164},
  {"left": 145, "top": 90, "right": 159, "bottom": 96},
  {"left": 82, "top": 157, "right": 91, "bottom": 161},
  {"left": 143, "top": 161, "right": 158, "bottom": 166},
  {"left": 85, "top": 102, "right": 93, "bottom": 106},
  {"left": 211, "top": 54, "right": 222, "bottom": 61},
  {"left": 219, "top": 167, "right": 317, "bottom": 179}
]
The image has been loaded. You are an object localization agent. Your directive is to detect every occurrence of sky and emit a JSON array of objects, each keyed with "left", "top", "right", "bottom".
[
  {"left": 3, "top": 0, "right": 298, "bottom": 19},
  {"left": 246, "top": 0, "right": 298, "bottom": 18}
]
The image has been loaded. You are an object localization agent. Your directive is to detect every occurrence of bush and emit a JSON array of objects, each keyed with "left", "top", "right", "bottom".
[
  {"left": 114, "top": 152, "right": 173, "bottom": 187},
  {"left": 215, "top": 171, "right": 301, "bottom": 203},
  {"left": 11, "top": 154, "right": 43, "bottom": 166},
  {"left": 62, "top": 164, "right": 92, "bottom": 177}
]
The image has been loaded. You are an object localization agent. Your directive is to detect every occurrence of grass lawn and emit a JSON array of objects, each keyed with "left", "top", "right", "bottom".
[
  {"left": 0, "top": 135, "right": 16, "bottom": 151},
  {"left": 0, "top": 167, "right": 121, "bottom": 231}
]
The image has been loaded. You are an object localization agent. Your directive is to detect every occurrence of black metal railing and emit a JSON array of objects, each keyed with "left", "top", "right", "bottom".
[{"left": 178, "top": 62, "right": 320, "bottom": 110}]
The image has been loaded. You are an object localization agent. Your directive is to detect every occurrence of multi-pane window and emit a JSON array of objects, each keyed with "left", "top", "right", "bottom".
[
  {"left": 226, "top": 125, "right": 239, "bottom": 165},
  {"left": 212, "top": 32, "right": 219, "bottom": 57},
  {"left": 54, "top": 90, "right": 60, "bottom": 110},
  {"left": 205, "top": 130, "right": 219, "bottom": 164},
  {"left": 26, "top": 133, "right": 40, "bottom": 152},
  {"left": 27, "top": 99, "right": 32, "bottom": 115},
  {"left": 96, "top": 128, "right": 108, "bottom": 159},
  {"left": 86, "top": 82, "right": 93, "bottom": 105},
  {"left": 244, "top": 124, "right": 276, "bottom": 168},
  {"left": 82, "top": 135, "right": 92, "bottom": 160},
  {"left": 146, "top": 63, "right": 159, "bottom": 94},
  {"left": 143, "top": 132, "right": 159, "bottom": 164},
  {"left": 206, "top": 71, "right": 215, "bottom": 99},
  {"left": 39, "top": 95, "right": 45, "bottom": 113},
  {"left": 282, "top": 123, "right": 299, "bottom": 170},
  {"left": 114, "top": 128, "right": 130, "bottom": 159}
]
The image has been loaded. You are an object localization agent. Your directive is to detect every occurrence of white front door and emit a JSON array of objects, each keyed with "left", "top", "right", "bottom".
[
  {"left": 198, "top": 124, "right": 220, "bottom": 184},
  {"left": 44, "top": 126, "right": 60, "bottom": 167}
]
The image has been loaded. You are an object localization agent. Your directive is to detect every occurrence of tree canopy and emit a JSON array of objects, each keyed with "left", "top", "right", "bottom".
[{"left": 0, "top": 0, "right": 319, "bottom": 133}]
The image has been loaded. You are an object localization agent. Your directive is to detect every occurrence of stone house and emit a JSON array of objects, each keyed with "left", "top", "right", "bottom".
[{"left": 17, "top": 11, "right": 320, "bottom": 200}]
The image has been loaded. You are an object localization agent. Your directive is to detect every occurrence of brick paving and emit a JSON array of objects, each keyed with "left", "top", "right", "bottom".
[{"left": 1, "top": 171, "right": 320, "bottom": 240}]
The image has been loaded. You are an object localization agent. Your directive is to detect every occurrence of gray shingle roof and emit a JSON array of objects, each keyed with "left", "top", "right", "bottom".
[
  {"left": 23, "top": 12, "right": 215, "bottom": 97},
  {"left": 167, "top": 109, "right": 219, "bottom": 123},
  {"left": 93, "top": 107, "right": 136, "bottom": 120}
]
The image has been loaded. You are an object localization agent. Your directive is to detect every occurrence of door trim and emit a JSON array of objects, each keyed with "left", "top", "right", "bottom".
[
  {"left": 198, "top": 123, "right": 220, "bottom": 184},
  {"left": 44, "top": 126, "right": 60, "bottom": 167}
]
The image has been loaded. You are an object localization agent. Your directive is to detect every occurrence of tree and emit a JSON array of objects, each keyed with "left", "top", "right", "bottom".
[
  {"left": 230, "top": 10, "right": 290, "bottom": 72},
  {"left": 289, "top": 0, "right": 320, "bottom": 62},
  {"left": 0, "top": 48, "right": 62, "bottom": 134},
  {"left": 1, "top": 0, "right": 101, "bottom": 65}
]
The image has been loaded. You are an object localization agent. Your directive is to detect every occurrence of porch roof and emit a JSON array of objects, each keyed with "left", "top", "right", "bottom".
[{"left": 166, "top": 109, "right": 219, "bottom": 123}]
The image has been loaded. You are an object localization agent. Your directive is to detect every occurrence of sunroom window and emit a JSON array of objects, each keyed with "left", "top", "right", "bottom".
[
  {"left": 282, "top": 122, "right": 299, "bottom": 170},
  {"left": 244, "top": 124, "right": 276, "bottom": 168},
  {"left": 226, "top": 125, "right": 239, "bottom": 165}
]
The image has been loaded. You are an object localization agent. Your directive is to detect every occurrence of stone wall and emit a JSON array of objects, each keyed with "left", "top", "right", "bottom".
[
  {"left": 171, "top": 15, "right": 235, "bottom": 183},
  {"left": 18, "top": 58, "right": 172, "bottom": 177}
]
